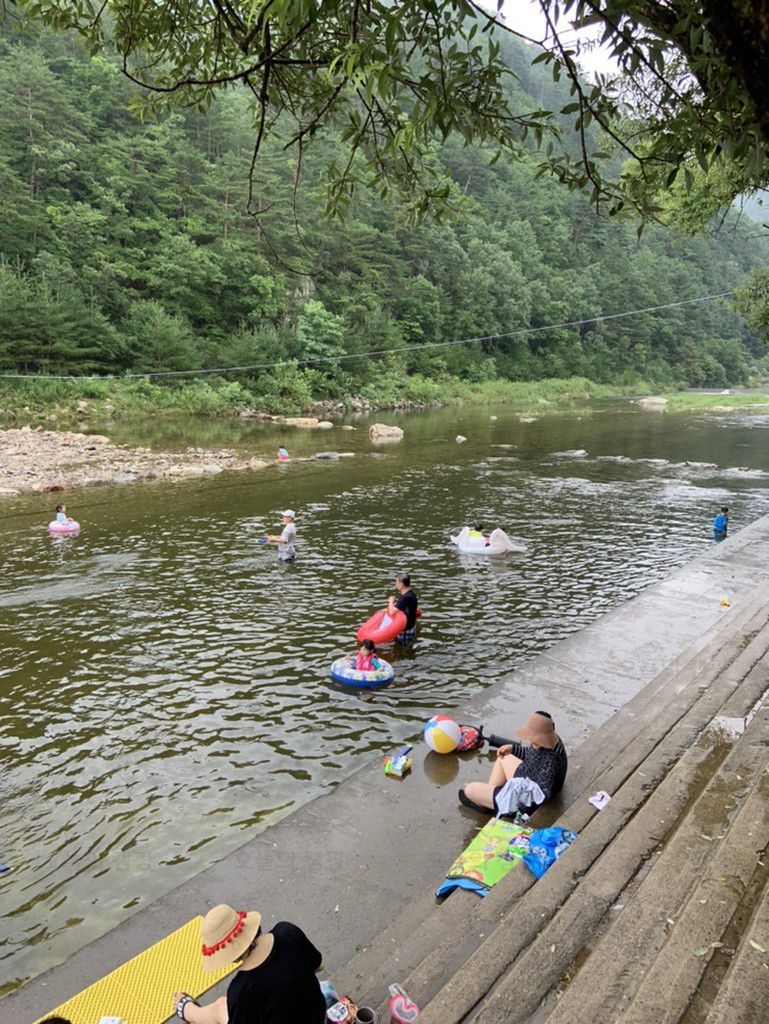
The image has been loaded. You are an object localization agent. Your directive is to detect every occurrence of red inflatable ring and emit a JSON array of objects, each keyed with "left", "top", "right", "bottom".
[{"left": 357, "top": 608, "right": 407, "bottom": 645}]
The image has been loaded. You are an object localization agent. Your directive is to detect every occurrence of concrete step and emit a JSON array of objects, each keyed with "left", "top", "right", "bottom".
[
  {"left": 702, "top": 864, "right": 769, "bottom": 1024},
  {"left": 538, "top": 679, "right": 769, "bottom": 1023},
  {"left": 333, "top": 589, "right": 769, "bottom": 1005},
  {"left": 414, "top": 648, "right": 769, "bottom": 1023},
  {"left": 613, "top": 768, "right": 769, "bottom": 1024}
]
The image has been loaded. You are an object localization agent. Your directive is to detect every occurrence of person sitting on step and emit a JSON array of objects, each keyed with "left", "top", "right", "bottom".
[
  {"left": 458, "top": 711, "right": 567, "bottom": 820},
  {"left": 172, "top": 904, "right": 326, "bottom": 1024}
]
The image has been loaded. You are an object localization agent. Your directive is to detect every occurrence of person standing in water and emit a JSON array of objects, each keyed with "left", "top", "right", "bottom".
[
  {"left": 388, "top": 572, "right": 418, "bottom": 645},
  {"left": 713, "top": 506, "right": 729, "bottom": 543},
  {"left": 267, "top": 510, "right": 297, "bottom": 563}
]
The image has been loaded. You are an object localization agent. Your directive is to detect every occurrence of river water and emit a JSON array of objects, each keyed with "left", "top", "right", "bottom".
[{"left": 2, "top": 400, "right": 769, "bottom": 992}]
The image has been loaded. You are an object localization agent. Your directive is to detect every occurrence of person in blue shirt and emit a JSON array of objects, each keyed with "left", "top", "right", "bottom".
[
  {"left": 713, "top": 506, "right": 729, "bottom": 543},
  {"left": 55, "top": 503, "right": 74, "bottom": 525}
]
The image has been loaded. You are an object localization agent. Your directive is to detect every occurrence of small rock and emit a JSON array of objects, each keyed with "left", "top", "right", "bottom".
[
  {"left": 518, "top": 416, "right": 537, "bottom": 424},
  {"left": 316, "top": 421, "right": 333, "bottom": 429},
  {"left": 456, "top": 435, "right": 467, "bottom": 443},
  {"left": 341, "top": 425, "right": 355, "bottom": 431},
  {"left": 315, "top": 452, "right": 340, "bottom": 460},
  {"left": 489, "top": 416, "right": 498, "bottom": 421}
]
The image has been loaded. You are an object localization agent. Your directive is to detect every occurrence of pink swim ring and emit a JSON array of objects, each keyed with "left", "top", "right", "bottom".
[{"left": 48, "top": 520, "right": 80, "bottom": 535}]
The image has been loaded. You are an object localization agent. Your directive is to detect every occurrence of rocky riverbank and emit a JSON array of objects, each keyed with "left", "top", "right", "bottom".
[{"left": 0, "top": 427, "right": 269, "bottom": 496}]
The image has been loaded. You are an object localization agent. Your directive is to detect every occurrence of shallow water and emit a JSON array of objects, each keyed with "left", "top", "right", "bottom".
[{"left": 2, "top": 400, "right": 769, "bottom": 991}]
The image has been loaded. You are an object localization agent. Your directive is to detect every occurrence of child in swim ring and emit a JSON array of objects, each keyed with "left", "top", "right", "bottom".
[
  {"left": 55, "top": 503, "right": 74, "bottom": 525},
  {"left": 277, "top": 445, "right": 290, "bottom": 461},
  {"left": 355, "top": 639, "right": 381, "bottom": 672},
  {"left": 468, "top": 522, "right": 491, "bottom": 546}
]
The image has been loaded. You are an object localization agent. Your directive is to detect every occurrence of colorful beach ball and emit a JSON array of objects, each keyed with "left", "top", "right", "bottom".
[{"left": 424, "top": 715, "right": 462, "bottom": 754}]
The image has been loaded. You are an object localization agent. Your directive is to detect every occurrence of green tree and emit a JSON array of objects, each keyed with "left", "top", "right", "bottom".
[{"left": 126, "top": 301, "right": 200, "bottom": 372}]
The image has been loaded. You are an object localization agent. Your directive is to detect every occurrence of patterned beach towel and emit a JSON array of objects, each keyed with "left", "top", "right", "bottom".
[{"left": 436, "top": 817, "right": 533, "bottom": 898}]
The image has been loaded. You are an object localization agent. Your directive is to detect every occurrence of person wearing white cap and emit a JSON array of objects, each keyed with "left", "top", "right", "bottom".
[{"left": 267, "top": 510, "right": 296, "bottom": 563}]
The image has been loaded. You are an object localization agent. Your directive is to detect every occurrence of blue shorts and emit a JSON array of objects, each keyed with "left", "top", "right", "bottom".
[{"left": 396, "top": 626, "right": 416, "bottom": 645}]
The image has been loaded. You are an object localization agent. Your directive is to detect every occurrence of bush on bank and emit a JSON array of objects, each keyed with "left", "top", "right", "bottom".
[{"left": 0, "top": 373, "right": 654, "bottom": 425}]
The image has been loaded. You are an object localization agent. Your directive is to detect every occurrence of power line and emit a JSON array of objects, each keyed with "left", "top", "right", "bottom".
[{"left": 0, "top": 291, "right": 733, "bottom": 382}]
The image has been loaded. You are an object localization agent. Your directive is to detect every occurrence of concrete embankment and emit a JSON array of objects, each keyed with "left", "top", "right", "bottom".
[{"left": 5, "top": 517, "right": 769, "bottom": 1022}]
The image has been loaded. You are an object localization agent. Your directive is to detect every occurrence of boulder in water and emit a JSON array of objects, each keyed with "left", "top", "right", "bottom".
[
  {"left": 637, "top": 396, "right": 667, "bottom": 411},
  {"left": 369, "top": 423, "right": 404, "bottom": 443},
  {"left": 282, "top": 416, "right": 319, "bottom": 428}
]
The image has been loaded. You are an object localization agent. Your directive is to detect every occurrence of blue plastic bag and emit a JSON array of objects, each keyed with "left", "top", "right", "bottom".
[{"left": 522, "top": 827, "right": 578, "bottom": 879}]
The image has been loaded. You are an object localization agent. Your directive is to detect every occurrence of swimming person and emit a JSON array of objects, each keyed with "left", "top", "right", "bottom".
[
  {"left": 277, "top": 445, "right": 290, "bottom": 462},
  {"left": 55, "top": 503, "right": 73, "bottom": 525},
  {"left": 459, "top": 711, "right": 567, "bottom": 819},
  {"left": 172, "top": 903, "right": 326, "bottom": 1024},
  {"left": 713, "top": 506, "right": 729, "bottom": 543},
  {"left": 387, "top": 572, "right": 418, "bottom": 645},
  {"left": 355, "top": 639, "right": 381, "bottom": 671},
  {"left": 267, "top": 510, "right": 296, "bottom": 563}
]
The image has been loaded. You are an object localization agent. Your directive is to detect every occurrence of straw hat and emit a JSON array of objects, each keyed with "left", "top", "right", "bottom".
[
  {"left": 200, "top": 904, "right": 261, "bottom": 972},
  {"left": 517, "top": 712, "right": 558, "bottom": 749}
]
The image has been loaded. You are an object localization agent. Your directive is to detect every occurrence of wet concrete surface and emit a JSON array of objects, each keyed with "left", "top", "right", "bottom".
[{"left": 5, "top": 516, "right": 769, "bottom": 1023}]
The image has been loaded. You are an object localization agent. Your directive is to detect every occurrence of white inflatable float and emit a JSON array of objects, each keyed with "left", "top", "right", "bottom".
[{"left": 450, "top": 527, "right": 524, "bottom": 556}]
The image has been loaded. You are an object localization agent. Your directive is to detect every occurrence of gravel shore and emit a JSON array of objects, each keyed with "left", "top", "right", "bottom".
[{"left": 0, "top": 427, "right": 268, "bottom": 495}]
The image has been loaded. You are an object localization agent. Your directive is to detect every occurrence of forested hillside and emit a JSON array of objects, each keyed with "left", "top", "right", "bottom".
[{"left": 0, "top": 20, "right": 766, "bottom": 408}]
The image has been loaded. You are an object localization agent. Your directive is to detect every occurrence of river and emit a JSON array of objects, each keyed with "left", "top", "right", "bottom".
[{"left": 2, "top": 400, "right": 769, "bottom": 992}]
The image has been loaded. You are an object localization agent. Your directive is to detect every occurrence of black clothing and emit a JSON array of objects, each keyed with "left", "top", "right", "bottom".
[
  {"left": 396, "top": 589, "right": 419, "bottom": 630},
  {"left": 226, "top": 921, "right": 325, "bottom": 1024},
  {"left": 490, "top": 736, "right": 568, "bottom": 803}
]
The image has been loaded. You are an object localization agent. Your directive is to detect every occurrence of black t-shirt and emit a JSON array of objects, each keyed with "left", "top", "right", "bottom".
[
  {"left": 396, "top": 589, "right": 418, "bottom": 630},
  {"left": 509, "top": 739, "right": 568, "bottom": 802},
  {"left": 226, "top": 922, "right": 325, "bottom": 1024}
]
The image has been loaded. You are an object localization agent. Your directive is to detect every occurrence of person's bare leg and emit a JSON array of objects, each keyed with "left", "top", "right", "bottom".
[
  {"left": 463, "top": 754, "right": 522, "bottom": 809},
  {"left": 463, "top": 781, "right": 496, "bottom": 808}
]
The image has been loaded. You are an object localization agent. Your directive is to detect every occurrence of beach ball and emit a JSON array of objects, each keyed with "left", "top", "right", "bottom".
[{"left": 424, "top": 715, "right": 461, "bottom": 754}]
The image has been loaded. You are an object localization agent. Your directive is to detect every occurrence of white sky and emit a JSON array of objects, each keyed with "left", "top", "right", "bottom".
[{"left": 498, "top": 0, "right": 618, "bottom": 78}]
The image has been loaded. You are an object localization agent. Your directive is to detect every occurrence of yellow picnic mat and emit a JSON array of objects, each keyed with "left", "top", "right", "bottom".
[{"left": 35, "top": 916, "right": 236, "bottom": 1024}]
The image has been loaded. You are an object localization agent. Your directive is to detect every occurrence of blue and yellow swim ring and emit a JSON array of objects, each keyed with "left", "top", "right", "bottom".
[{"left": 329, "top": 656, "right": 395, "bottom": 689}]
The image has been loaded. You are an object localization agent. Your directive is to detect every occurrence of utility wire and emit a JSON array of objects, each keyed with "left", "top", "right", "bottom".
[{"left": 0, "top": 291, "right": 733, "bottom": 381}]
